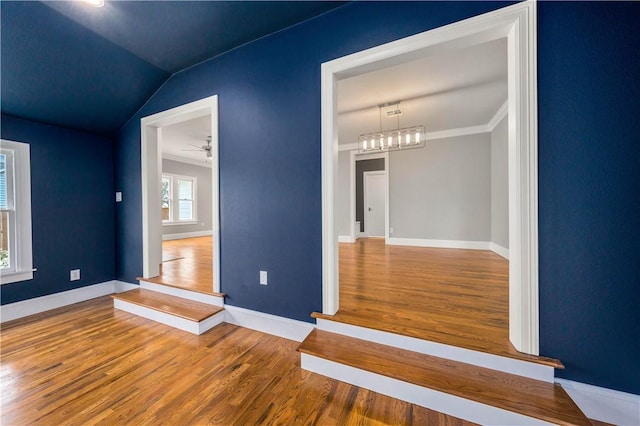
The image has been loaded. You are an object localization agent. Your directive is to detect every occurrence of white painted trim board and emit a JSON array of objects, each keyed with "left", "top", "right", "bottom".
[
  {"left": 162, "top": 230, "right": 213, "bottom": 241},
  {"left": 387, "top": 237, "right": 509, "bottom": 259},
  {"left": 223, "top": 305, "right": 314, "bottom": 342},
  {"left": 0, "top": 280, "right": 137, "bottom": 323},
  {"left": 556, "top": 379, "right": 640, "bottom": 426}
]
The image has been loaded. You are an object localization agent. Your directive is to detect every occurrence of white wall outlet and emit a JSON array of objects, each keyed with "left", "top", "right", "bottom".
[
  {"left": 115, "top": 192, "right": 122, "bottom": 202},
  {"left": 259, "top": 270, "right": 268, "bottom": 285},
  {"left": 389, "top": 227, "right": 394, "bottom": 234},
  {"left": 70, "top": 269, "right": 80, "bottom": 281}
]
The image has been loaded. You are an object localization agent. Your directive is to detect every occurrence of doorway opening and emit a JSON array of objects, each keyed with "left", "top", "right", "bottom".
[
  {"left": 141, "top": 95, "right": 220, "bottom": 294},
  {"left": 322, "top": 2, "right": 539, "bottom": 354}
]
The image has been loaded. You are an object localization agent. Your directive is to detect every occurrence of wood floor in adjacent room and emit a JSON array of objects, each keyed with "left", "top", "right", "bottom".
[
  {"left": 324, "top": 238, "right": 550, "bottom": 364},
  {"left": 0, "top": 297, "right": 474, "bottom": 426},
  {"left": 145, "top": 236, "right": 215, "bottom": 295}
]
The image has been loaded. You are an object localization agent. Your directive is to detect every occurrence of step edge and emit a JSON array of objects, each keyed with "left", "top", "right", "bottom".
[
  {"left": 137, "top": 276, "right": 225, "bottom": 298},
  {"left": 314, "top": 317, "right": 556, "bottom": 382},
  {"left": 139, "top": 280, "right": 224, "bottom": 307},
  {"left": 311, "top": 312, "right": 563, "bottom": 369},
  {"left": 112, "top": 291, "right": 224, "bottom": 322}
]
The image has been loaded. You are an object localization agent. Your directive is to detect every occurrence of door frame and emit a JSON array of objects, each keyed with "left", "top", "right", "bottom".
[
  {"left": 140, "top": 95, "right": 221, "bottom": 293},
  {"left": 348, "top": 151, "right": 389, "bottom": 242},
  {"left": 362, "top": 170, "right": 386, "bottom": 238},
  {"left": 322, "top": 1, "right": 539, "bottom": 354}
]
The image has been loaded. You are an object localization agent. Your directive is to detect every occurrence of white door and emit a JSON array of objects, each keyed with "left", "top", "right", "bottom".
[{"left": 363, "top": 171, "right": 385, "bottom": 237}]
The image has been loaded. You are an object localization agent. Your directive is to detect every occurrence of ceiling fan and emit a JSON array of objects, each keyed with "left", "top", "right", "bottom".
[{"left": 181, "top": 136, "right": 212, "bottom": 159}]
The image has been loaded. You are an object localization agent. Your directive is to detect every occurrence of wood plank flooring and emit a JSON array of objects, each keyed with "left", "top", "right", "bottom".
[
  {"left": 147, "top": 236, "right": 214, "bottom": 294},
  {"left": 0, "top": 297, "right": 474, "bottom": 425},
  {"left": 325, "top": 238, "right": 560, "bottom": 366}
]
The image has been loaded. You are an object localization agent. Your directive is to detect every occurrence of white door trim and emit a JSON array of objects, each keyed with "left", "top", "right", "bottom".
[
  {"left": 141, "top": 95, "right": 221, "bottom": 293},
  {"left": 362, "top": 170, "right": 386, "bottom": 238},
  {"left": 349, "top": 151, "right": 389, "bottom": 242},
  {"left": 322, "top": 1, "right": 539, "bottom": 354}
]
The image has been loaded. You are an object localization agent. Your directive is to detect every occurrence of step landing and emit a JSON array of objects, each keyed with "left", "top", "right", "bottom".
[{"left": 112, "top": 288, "right": 224, "bottom": 335}]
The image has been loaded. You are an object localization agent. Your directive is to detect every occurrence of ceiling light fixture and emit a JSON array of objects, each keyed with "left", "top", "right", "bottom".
[
  {"left": 358, "top": 101, "right": 426, "bottom": 154},
  {"left": 83, "top": 0, "right": 105, "bottom": 8}
]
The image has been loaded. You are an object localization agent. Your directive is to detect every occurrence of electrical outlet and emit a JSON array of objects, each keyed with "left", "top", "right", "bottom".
[
  {"left": 70, "top": 269, "right": 81, "bottom": 281},
  {"left": 115, "top": 192, "right": 122, "bottom": 202},
  {"left": 259, "top": 270, "right": 268, "bottom": 285},
  {"left": 390, "top": 227, "right": 394, "bottom": 234}
]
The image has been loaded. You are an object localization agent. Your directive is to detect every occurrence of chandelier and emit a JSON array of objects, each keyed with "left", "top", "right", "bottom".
[{"left": 358, "top": 101, "right": 426, "bottom": 154}]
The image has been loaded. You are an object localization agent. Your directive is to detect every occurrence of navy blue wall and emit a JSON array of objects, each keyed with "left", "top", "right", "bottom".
[
  {"left": 114, "top": 2, "right": 639, "bottom": 394},
  {"left": 537, "top": 1, "right": 640, "bottom": 394},
  {"left": 1, "top": 114, "right": 115, "bottom": 304}
]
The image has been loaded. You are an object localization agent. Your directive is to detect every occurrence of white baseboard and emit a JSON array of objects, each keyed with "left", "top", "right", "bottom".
[
  {"left": 489, "top": 242, "right": 509, "bottom": 259},
  {"left": 301, "top": 353, "right": 548, "bottom": 425},
  {"left": 0, "top": 280, "right": 137, "bottom": 323},
  {"left": 386, "top": 238, "right": 510, "bottom": 259},
  {"left": 338, "top": 235, "right": 355, "bottom": 243},
  {"left": 387, "top": 237, "right": 491, "bottom": 250},
  {"left": 113, "top": 298, "right": 224, "bottom": 335},
  {"left": 556, "top": 379, "right": 640, "bottom": 425},
  {"left": 162, "top": 230, "right": 212, "bottom": 241},
  {"left": 139, "top": 280, "right": 223, "bottom": 307},
  {"left": 224, "top": 305, "right": 314, "bottom": 342},
  {"left": 315, "top": 318, "right": 553, "bottom": 382}
]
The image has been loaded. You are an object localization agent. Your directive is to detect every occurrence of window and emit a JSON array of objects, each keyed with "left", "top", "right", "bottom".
[
  {"left": 161, "top": 173, "right": 196, "bottom": 224},
  {"left": 0, "top": 139, "right": 33, "bottom": 284}
]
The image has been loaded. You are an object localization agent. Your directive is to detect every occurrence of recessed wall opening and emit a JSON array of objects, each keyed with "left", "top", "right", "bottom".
[
  {"left": 141, "top": 95, "right": 220, "bottom": 294},
  {"left": 322, "top": 2, "right": 538, "bottom": 355}
]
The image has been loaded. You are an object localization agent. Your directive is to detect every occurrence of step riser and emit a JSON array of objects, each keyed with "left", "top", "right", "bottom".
[
  {"left": 315, "top": 318, "right": 554, "bottom": 382},
  {"left": 301, "top": 353, "right": 552, "bottom": 426},
  {"left": 114, "top": 299, "right": 224, "bottom": 335},
  {"left": 139, "top": 281, "right": 224, "bottom": 307}
]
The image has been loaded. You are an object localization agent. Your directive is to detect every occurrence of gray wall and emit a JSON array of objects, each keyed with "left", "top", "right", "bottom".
[
  {"left": 337, "top": 150, "right": 351, "bottom": 236},
  {"left": 491, "top": 115, "right": 509, "bottom": 249},
  {"left": 162, "top": 158, "right": 212, "bottom": 236},
  {"left": 390, "top": 133, "right": 492, "bottom": 241},
  {"left": 356, "top": 158, "right": 385, "bottom": 232}
]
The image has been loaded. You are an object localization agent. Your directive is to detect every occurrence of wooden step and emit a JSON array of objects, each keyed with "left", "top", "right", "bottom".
[
  {"left": 112, "top": 289, "right": 225, "bottom": 335},
  {"left": 298, "top": 329, "right": 591, "bottom": 426},
  {"left": 313, "top": 314, "right": 557, "bottom": 382},
  {"left": 312, "top": 311, "right": 564, "bottom": 370}
]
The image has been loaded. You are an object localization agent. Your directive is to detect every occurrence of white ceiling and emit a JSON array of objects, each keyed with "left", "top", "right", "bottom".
[
  {"left": 161, "top": 115, "right": 212, "bottom": 167},
  {"left": 337, "top": 38, "right": 507, "bottom": 145},
  {"left": 160, "top": 39, "right": 507, "bottom": 157}
]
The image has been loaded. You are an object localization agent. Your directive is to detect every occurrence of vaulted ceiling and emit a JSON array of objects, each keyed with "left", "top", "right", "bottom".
[{"left": 1, "top": 1, "right": 346, "bottom": 135}]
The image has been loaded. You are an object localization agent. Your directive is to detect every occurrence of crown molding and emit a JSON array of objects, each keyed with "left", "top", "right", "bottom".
[
  {"left": 487, "top": 100, "right": 508, "bottom": 131},
  {"left": 339, "top": 101, "right": 508, "bottom": 151}
]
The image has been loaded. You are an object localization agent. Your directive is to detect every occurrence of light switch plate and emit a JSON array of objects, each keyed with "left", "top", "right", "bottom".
[{"left": 259, "top": 270, "right": 268, "bottom": 285}]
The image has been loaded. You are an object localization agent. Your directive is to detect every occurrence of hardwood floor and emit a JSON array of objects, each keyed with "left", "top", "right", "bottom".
[
  {"left": 0, "top": 297, "right": 474, "bottom": 425},
  {"left": 146, "top": 236, "right": 215, "bottom": 295},
  {"left": 320, "top": 238, "right": 560, "bottom": 366}
]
